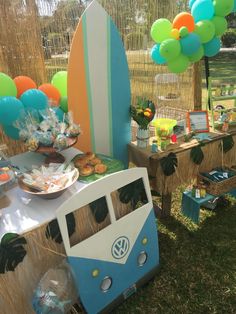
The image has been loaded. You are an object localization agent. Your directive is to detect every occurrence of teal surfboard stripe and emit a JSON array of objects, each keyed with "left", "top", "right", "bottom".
[
  {"left": 107, "top": 16, "right": 113, "bottom": 156},
  {"left": 109, "top": 19, "right": 131, "bottom": 167},
  {"left": 83, "top": 14, "right": 96, "bottom": 151}
]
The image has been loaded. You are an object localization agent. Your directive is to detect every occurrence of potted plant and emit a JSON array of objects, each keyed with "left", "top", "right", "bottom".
[{"left": 130, "top": 98, "right": 156, "bottom": 148}]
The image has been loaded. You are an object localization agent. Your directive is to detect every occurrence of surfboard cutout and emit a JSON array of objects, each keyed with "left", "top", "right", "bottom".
[{"left": 68, "top": 0, "right": 131, "bottom": 167}]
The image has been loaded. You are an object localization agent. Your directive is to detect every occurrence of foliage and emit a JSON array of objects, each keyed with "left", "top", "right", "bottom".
[
  {"left": 221, "top": 29, "right": 236, "bottom": 48},
  {"left": 190, "top": 144, "right": 205, "bottom": 165},
  {"left": 119, "top": 178, "right": 148, "bottom": 209},
  {"left": 160, "top": 152, "right": 178, "bottom": 176},
  {"left": 130, "top": 98, "right": 155, "bottom": 130},
  {"left": 220, "top": 135, "right": 235, "bottom": 154}
]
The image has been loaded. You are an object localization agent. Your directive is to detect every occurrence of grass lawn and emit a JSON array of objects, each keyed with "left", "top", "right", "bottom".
[{"left": 113, "top": 190, "right": 236, "bottom": 314}]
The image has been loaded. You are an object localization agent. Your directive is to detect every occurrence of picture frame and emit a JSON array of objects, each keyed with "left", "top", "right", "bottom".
[{"left": 186, "top": 110, "right": 210, "bottom": 133}]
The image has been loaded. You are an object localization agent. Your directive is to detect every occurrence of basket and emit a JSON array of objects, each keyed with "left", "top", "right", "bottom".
[{"left": 198, "top": 168, "right": 236, "bottom": 196}]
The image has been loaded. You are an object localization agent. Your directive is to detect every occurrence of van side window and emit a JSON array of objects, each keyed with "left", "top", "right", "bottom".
[
  {"left": 66, "top": 196, "right": 111, "bottom": 247},
  {"left": 112, "top": 178, "right": 148, "bottom": 220}
]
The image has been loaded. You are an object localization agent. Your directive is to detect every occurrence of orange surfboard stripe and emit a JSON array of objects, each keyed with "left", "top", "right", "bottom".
[{"left": 68, "top": 20, "right": 92, "bottom": 152}]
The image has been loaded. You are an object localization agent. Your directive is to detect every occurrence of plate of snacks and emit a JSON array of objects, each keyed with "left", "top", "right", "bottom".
[
  {"left": 0, "top": 167, "right": 15, "bottom": 187},
  {"left": 18, "top": 163, "right": 79, "bottom": 199},
  {"left": 72, "top": 152, "right": 124, "bottom": 183}
]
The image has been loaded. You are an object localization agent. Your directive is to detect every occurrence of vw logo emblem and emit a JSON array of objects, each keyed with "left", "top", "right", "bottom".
[{"left": 111, "top": 236, "right": 130, "bottom": 259}]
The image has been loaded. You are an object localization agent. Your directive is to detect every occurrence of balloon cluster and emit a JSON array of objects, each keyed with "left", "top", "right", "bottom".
[
  {"left": 0, "top": 71, "right": 68, "bottom": 140},
  {"left": 150, "top": 0, "right": 236, "bottom": 73}
]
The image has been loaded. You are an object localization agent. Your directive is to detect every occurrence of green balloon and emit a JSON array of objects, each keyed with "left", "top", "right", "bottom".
[
  {"left": 189, "top": 45, "right": 204, "bottom": 62},
  {"left": 51, "top": 71, "right": 67, "bottom": 97},
  {"left": 150, "top": 19, "right": 172, "bottom": 43},
  {"left": 213, "top": 0, "right": 234, "bottom": 17},
  {"left": 0, "top": 73, "right": 17, "bottom": 97},
  {"left": 160, "top": 39, "right": 181, "bottom": 61},
  {"left": 211, "top": 16, "right": 228, "bottom": 36},
  {"left": 179, "top": 26, "right": 189, "bottom": 38},
  {"left": 59, "top": 96, "right": 68, "bottom": 113},
  {"left": 194, "top": 20, "right": 215, "bottom": 43},
  {"left": 168, "top": 54, "right": 190, "bottom": 74}
]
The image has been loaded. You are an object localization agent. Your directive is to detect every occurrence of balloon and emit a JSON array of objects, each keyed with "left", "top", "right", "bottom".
[
  {"left": 53, "top": 107, "right": 64, "bottom": 121},
  {"left": 204, "top": 37, "right": 221, "bottom": 57},
  {"left": 194, "top": 20, "right": 215, "bottom": 43},
  {"left": 13, "top": 76, "right": 37, "bottom": 98},
  {"left": 59, "top": 96, "right": 68, "bottom": 113},
  {"left": 189, "top": 0, "right": 197, "bottom": 8},
  {"left": 51, "top": 71, "right": 67, "bottom": 97},
  {"left": 151, "top": 44, "right": 166, "bottom": 64},
  {"left": 211, "top": 16, "right": 228, "bottom": 36},
  {"left": 0, "top": 73, "right": 17, "bottom": 97},
  {"left": 180, "top": 33, "right": 201, "bottom": 56},
  {"left": 20, "top": 89, "right": 48, "bottom": 111},
  {"left": 191, "top": 0, "right": 214, "bottom": 23},
  {"left": 38, "top": 83, "right": 61, "bottom": 106},
  {"left": 160, "top": 39, "right": 181, "bottom": 61},
  {"left": 188, "top": 45, "right": 204, "bottom": 62},
  {"left": 0, "top": 97, "right": 24, "bottom": 125},
  {"left": 173, "top": 12, "right": 195, "bottom": 32},
  {"left": 213, "top": 0, "right": 234, "bottom": 17},
  {"left": 179, "top": 26, "right": 189, "bottom": 38},
  {"left": 150, "top": 19, "right": 172, "bottom": 43},
  {"left": 233, "top": 0, "right": 236, "bottom": 12},
  {"left": 171, "top": 28, "right": 180, "bottom": 40},
  {"left": 3, "top": 125, "right": 20, "bottom": 140},
  {"left": 168, "top": 54, "right": 190, "bottom": 73}
]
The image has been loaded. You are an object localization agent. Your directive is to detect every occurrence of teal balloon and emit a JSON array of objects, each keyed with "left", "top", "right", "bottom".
[
  {"left": 167, "top": 54, "right": 190, "bottom": 73},
  {"left": 233, "top": 0, "right": 236, "bottom": 12},
  {"left": 51, "top": 71, "right": 67, "bottom": 97},
  {"left": 150, "top": 19, "right": 172, "bottom": 43},
  {"left": 189, "top": 0, "right": 197, "bottom": 8},
  {"left": 160, "top": 39, "right": 181, "bottom": 61},
  {"left": 211, "top": 16, "right": 228, "bottom": 36},
  {"left": 3, "top": 125, "right": 20, "bottom": 140},
  {"left": 59, "top": 96, "right": 68, "bottom": 113},
  {"left": 213, "top": 0, "right": 234, "bottom": 17},
  {"left": 0, "top": 72, "right": 17, "bottom": 97},
  {"left": 151, "top": 44, "right": 166, "bottom": 64},
  {"left": 189, "top": 45, "right": 204, "bottom": 62},
  {"left": 20, "top": 89, "right": 48, "bottom": 111},
  {"left": 53, "top": 107, "right": 64, "bottom": 121},
  {"left": 191, "top": 0, "right": 214, "bottom": 23},
  {"left": 204, "top": 37, "right": 221, "bottom": 57},
  {"left": 180, "top": 33, "right": 201, "bottom": 56},
  {"left": 0, "top": 97, "right": 24, "bottom": 125},
  {"left": 194, "top": 20, "right": 215, "bottom": 43}
]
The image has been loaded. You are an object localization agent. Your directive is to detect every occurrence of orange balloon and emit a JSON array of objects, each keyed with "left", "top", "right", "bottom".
[
  {"left": 38, "top": 83, "right": 61, "bottom": 106},
  {"left": 172, "top": 12, "right": 195, "bottom": 33},
  {"left": 13, "top": 76, "right": 37, "bottom": 98}
]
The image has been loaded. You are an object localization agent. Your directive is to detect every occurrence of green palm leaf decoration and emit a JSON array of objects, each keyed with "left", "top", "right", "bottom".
[
  {"left": 0, "top": 233, "right": 27, "bottom": 274},
  {"left": 89, "top": 197, "right": 108, "bottom": 223},
  {"left": 119, "top": 178, "right": 148, "bottom": 209},
  {"left": 45, "top": 213, "right": 75, "bottom": 244},
  {"left": 160, "top": 153, "right": 178, "bottom": 176},
  {"left": 221, "top": 135, "right": 234, "bottom": 153},
  {"left": 190, "top": 145, "right": 204, "bottom": 165}
]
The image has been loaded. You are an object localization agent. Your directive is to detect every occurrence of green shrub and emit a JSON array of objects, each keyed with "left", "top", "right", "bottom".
[{"left": 221, "top": 29, "right": 236, "bottom": 48}]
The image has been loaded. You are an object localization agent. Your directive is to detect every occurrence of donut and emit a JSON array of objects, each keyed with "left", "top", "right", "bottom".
[
  {"left": 94, "top": 163, "right": 107, "bottom": 174},
  {"left": 90, "top": 158, "right": 102, "bottom": 166},
  {"left": 85, "top": 152, "right": 95, "bottom": 161},
  {"left": 74, "top": 157, "right": 87, "bottom": 168},
  {"left": 80, "top": 165, "right": 94, "bottom": 176}
]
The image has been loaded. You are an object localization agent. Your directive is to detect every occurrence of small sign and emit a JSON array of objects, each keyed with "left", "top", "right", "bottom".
[{"left": 187, "top": 111, "right": 209, "bottom": 133}]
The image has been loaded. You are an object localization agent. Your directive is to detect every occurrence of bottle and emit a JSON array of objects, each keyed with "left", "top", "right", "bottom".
[{"left": 151, "top": 140, "right": 158, "bottom": 153}]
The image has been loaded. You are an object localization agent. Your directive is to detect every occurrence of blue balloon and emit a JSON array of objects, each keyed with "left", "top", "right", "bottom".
[
  {"left": 180, "top": 33, "right": 201, "bottom": 56},
  {"left": 191, "top": 0, "right": 214, "bottom": 23},
  {"left": 151, "top": 44, "right": 166, "bottom": 64},
  {"left": 204, "top": 37, "right": 221, "bottom": 57},
  {"left": 53, "top": 107, "right": 64, "bottom": 121},
  {"left": 0, "top": 96, "right": 24, "bottom": 126},
  {"left": 233, "top": 0, "right": 236, "bottom": 12},
  {"left": 20, "top": 89, "right": 48, "bottom": 111},
  {"left": 3, "top": 125, "right": 20, "bottom": 140},
  {"left": 189, "top": 0, "right": 197, "bottom": 9}
]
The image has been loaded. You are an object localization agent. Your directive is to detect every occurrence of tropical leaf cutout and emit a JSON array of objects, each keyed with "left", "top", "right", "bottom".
[
  {"left": 89, "top": 196, "right": 108, "bottom": 223},
  {"left": 0, "top": 233, "right": 27, "bottom": 274},
  {"left": 221, "top": 135, "right": 234, "bottom": 153},
  {"left": 45, "top": 213, "right": 75, "bottom": 244},
  {"left": 160, "top": 153, "right": 178, "bottom": 176},
  {"left": 119, "top": 178, "right": 148, "bottom": 209},
  {"left": 190, "top": 145, "right": 204, "bottom": 165}
]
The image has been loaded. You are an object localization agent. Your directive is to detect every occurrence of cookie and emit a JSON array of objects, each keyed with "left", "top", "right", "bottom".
[
  {"left": 80, "top": 165, "right": 94, "bottom": 176},
  {"left": 94, "top": 163, "right": 107, "bottom": 174}
]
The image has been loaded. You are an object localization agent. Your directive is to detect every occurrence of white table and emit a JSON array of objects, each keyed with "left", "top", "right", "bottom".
[{"left": 0, "top": 148, "right": 86, "bottom": 239}]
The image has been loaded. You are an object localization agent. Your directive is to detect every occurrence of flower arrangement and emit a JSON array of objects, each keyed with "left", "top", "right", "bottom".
[{"left": 130, "top": 98, "right": 156, "bottom": 130}]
